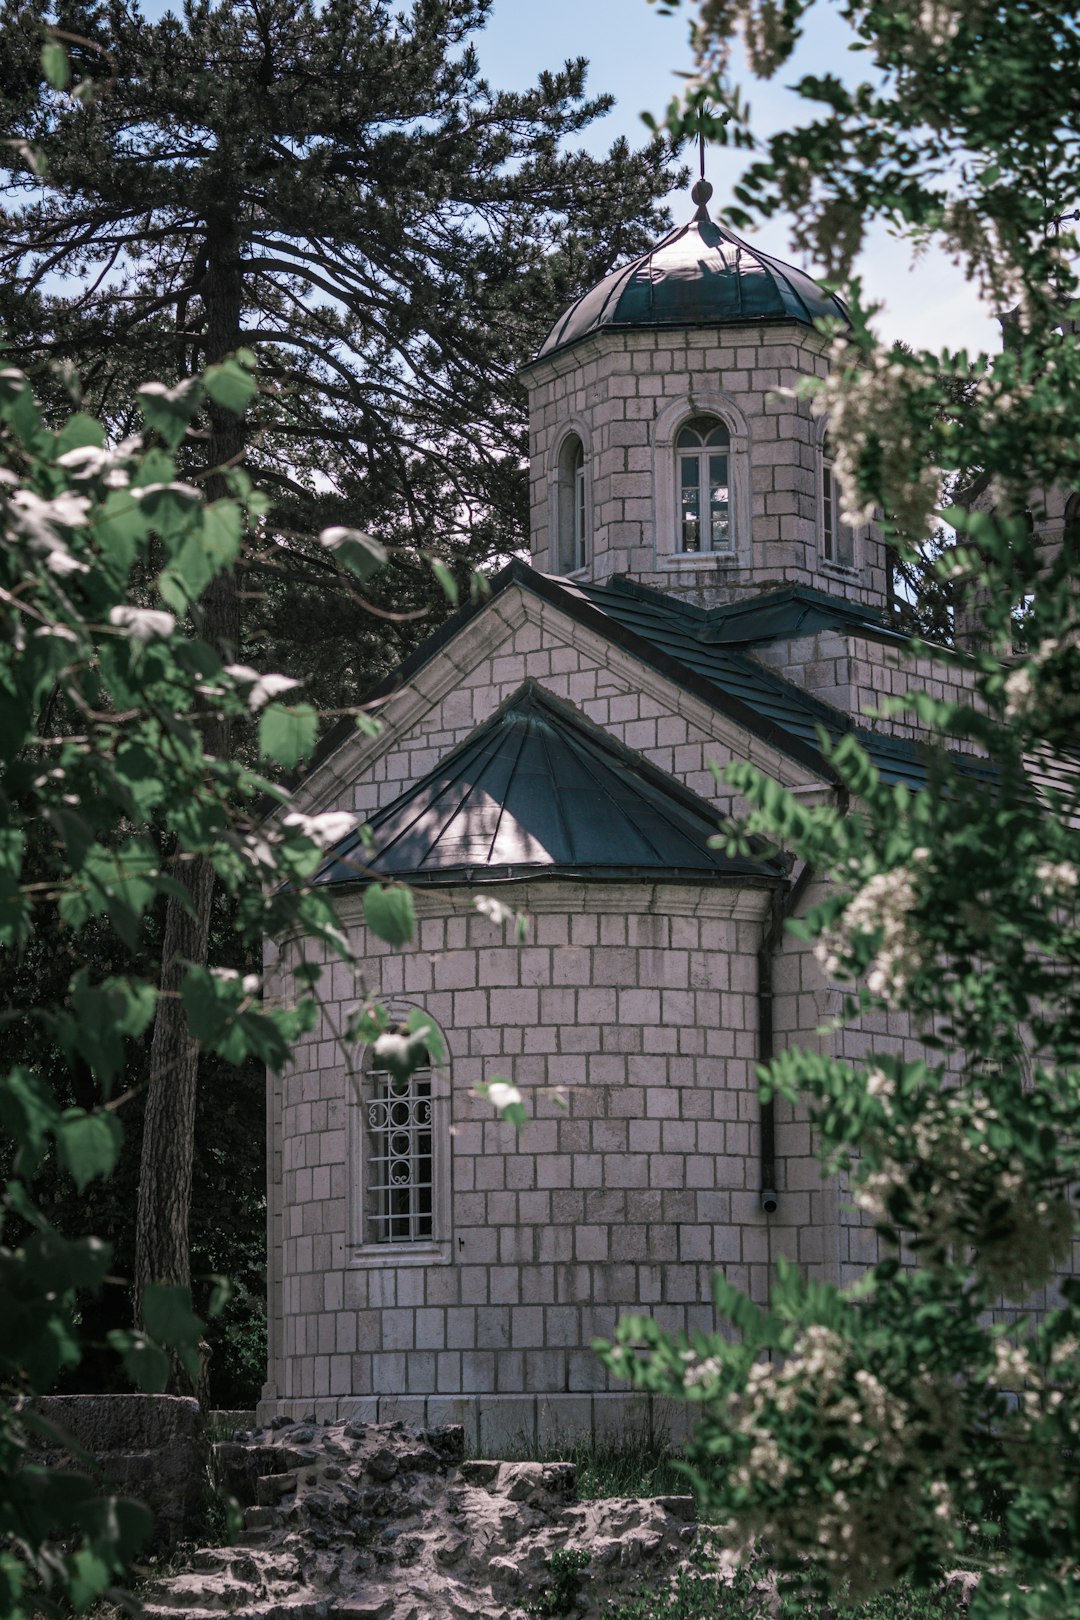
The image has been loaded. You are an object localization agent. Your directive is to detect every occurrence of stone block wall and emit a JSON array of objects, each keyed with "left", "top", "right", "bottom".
[
  {"left": 755, "top": 630, "right": 982, "bottom": 750},
  {"left": 523, "top": 325, "right": 889, "bottom": 611},
  {"left": 261, "top": 881, "right": 850, "bottom": 1445}
]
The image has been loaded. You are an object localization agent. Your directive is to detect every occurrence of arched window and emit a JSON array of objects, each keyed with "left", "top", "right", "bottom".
[
  {"left": 348, "top": 1014, "right": 451, "bottom": 1265},
  {"left": 822, "top": 438, "right": 855, "bottom": 568},
  {"left": 556, "top": 433, "right": 587, "bottom": 573},
  {"left": 676, "top": 415, "right": 732, "bottom": 553},
  {"left": 364, "top": 1060, "right": 435, "bottom": 1244}
]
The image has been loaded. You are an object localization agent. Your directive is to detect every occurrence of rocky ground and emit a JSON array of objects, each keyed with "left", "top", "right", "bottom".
[{"left": 141, "top": 1417, "right": 706, "bottom": 1620}]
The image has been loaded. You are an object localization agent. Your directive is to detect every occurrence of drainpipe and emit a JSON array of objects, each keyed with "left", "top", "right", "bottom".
[{"left": 757, "top": 861, "right": 816, "bottom": 1216}]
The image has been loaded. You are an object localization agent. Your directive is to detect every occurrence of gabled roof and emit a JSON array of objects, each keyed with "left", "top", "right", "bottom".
[
  {"left": 347, "top": 561, "right": 947, "bottom": 792},
  {"left": 315, "top": 683, "right": 784, "bottom": 888},
  {"left": 295, "top": 560, "right": 976, "bottom": 812}
]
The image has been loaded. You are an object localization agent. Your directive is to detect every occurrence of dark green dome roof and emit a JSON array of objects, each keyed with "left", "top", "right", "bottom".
[{"left": 536, "top": 184, "right": 849, "bottom": 361}]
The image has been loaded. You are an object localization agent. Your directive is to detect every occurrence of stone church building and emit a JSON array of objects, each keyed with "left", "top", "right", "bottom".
[{"left": 257, "top": 181, "right": 975, "bottom": 1446}]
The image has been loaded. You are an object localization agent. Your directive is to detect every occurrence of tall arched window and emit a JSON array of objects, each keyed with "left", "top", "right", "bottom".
[
  {"left": 556, "top": 433, "right": 587, "bottom": 573},
  {"left": 348, "top": 1013, "right": 451, "bottom": 1265},
  {"left": 364, "top": 1060, "right": 435, "bottom": 1244},
  {"left": 822, "top": 438, "right": 855, "bottom": 568},
  {"left": 676, "top": 415, "right": 732, "bottom": 553}
]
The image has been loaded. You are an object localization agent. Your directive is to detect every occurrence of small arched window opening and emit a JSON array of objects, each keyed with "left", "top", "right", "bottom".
[
  {"left": 822, "top": 437, "right": 855, "bottom": 568},
  {"left": 556, "top": 433, "right": 587, "bottom": 573},
  {"left": 676, "top": 415, "right": 732, "bottom": 553}
]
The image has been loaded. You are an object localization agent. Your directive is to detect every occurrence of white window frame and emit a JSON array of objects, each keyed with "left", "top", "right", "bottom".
[
  {"left": 652, "top": 395, "right": 750, "bottom": 572},
  {"left": 347, "top": 1013, "right": 451, "bottom": 1268},
  {"left": 675, "top": 416, "right": 734, "bottom": 555},
  {"left": 549, "top": 425, "right": 591, "bottom": 576}
]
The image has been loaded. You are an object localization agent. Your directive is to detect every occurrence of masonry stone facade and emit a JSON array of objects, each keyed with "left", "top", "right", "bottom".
[{"left": 257, "top": 190, "right": 998, "bottom": 1442}]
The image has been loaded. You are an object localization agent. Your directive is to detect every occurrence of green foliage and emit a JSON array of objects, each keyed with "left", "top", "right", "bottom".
[
  {"left": 0, "top": 353, "right": 399, "bottom": 1612},
  {"left": 362, "top": 882, "right": 417, "bottom": 948},
  {"left": 528, "top": 1545, "right": 591, "bottom": 1618},
  {"left": 605, "top": 1538, "right": 963, "bottom": 1620},
  {"left": 598, "top": 2, "right": 1080, "bottom": 1612}
]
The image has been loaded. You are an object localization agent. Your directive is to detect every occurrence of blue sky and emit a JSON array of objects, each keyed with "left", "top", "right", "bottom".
[
  {"left": 129, "top": 0, "right": 999, "bottom": 357},
  {"left": 474, "top": 0, "right": 1000, "bottom": 356}
]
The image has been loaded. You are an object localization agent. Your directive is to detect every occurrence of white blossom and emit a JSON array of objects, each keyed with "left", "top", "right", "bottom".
[
  {"left": 1035, "top": 860, "right": 1078, "bottom": 896},
  {"left": 225, "top": 664, "right": 302, "bottom": 710},
  {"left": 814, "top": 860, "right": 926, "bottom": 1003},
  {"left": 109, "top": 605, "right": 176, "bottom": 642},
  {"left": 474, "top": 895, "right": 517, "bottom": 926},
  {"left": 486, "top": 1081, "right": 523, "bottom": 1113},
  {"left": 282, "top": 811, "right": 357, "bottom": 847}
]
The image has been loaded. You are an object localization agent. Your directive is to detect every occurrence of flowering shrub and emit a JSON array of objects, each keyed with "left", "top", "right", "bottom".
[{"left": 615, "top": 2, "right": 1080, "bottom": 1608}]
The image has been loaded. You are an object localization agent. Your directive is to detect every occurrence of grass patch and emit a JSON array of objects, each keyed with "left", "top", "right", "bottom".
[
  {"left": 490, "top": 1424, "right": 690, "bottom": 1501},
  {"left": 605, "top": 1539, "right": 969, "bottom": 1620}
]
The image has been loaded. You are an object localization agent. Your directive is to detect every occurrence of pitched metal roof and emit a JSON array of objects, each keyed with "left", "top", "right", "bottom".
[
  {"left": 305, "top": 561, "right": 964, "bottom": 802},
  {"left": 315, "top": 683, "right": 783, "bottom": 887},
  {"left": 533, "top": 190, "right": 849, "bottom": 364},
  {"left": 581, "top": 575, "right": 912, "bottom": 651}
]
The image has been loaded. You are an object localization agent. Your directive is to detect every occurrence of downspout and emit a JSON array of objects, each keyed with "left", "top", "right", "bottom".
[{"left": 757, "top": 786, "right": 849, "bottom": 1214}]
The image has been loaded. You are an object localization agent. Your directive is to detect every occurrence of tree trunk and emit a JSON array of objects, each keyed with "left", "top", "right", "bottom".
[{"left": 134, "top": 209, "right": 245, "bottom": 1398}]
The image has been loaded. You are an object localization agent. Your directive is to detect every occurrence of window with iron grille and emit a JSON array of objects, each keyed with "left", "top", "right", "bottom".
[{"left": 364, "top": 1067, "right": 435, "bottom": 1245}]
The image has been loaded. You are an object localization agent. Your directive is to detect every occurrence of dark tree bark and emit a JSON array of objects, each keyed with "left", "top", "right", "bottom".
[{"left": 134, "top": 213, "right": 244, "bottom": 1388}]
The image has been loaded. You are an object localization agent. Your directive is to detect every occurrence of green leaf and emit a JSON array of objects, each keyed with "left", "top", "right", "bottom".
[
  {"left": 93, "top": 489, "right": 149, "bottom": 575},
  {"left": 137, "top": 379, "right": 200, "bottom": 448},
  {"left": 141, "top": 1282, "right": 203, "bottom": 1347},
  {"left": 0, "top": 1069, "right": 59, "bottom": 1175},
  {"left": 74, "top": 1497, "right": 154, "bottom": 1562},
  {"left": 55, "top": 412, "right": 105, "bottom": 454},
  {"left": 41, "top": 40, "right": 70, "bottom": 89},
  {"left": 201, "top": 501, "right": 243, "bottom": 568},
  {"left": 67, "top": 1549, "right": 111, "bottom": 1609},
  {"left": 363, "top": 883, "right": 416, "bottom": 946},
  {"left": 107, "top": 1330, "right": 171, "bottom": 1395},
  {"left": 319, "top": 526, "right": 388, "bottom": 582},
  {"left": 56, "top": 1109, "right": 123, "bottom": 1191},
  {"left": 204, "top": 358, "right": 257, "bottom": 416},
  {"left": 427, "top": 555, "right": 459, "bottom": 605},
  {"left": 140, "top": 1284, "right": 204, "bottom": 1383},
  {"left": 259, "top": 702, "right": 318, "bottom": 766}
]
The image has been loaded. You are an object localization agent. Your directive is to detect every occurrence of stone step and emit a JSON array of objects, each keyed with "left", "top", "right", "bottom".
[
  {"left": 244, "top": 1504, "right": 285, "bottom": 1533},
  {"left": 144, "top": 1576, "right": 261, "bottom": 1610},
  {"left": 191, "top": 1548, "right": 301, "bottom": 1580},
  {"left": 142, "top": 1597, "right": 328, "bottom": 1620},
  {"left": 256, "top": 1471, "right": 298, "bottom": 1506}
]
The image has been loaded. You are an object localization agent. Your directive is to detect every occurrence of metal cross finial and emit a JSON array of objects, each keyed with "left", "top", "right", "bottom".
[{"left": 691, "top": 105, "right": 714, "bottom": 216}]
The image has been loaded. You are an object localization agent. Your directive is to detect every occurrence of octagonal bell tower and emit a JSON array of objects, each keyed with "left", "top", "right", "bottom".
[{"left": 521, "top": 180, "right": 887, "bottom": 611}]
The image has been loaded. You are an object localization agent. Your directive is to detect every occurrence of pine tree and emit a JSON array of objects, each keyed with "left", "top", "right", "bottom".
[{"left": 0, "top": 0, "right": 677, "bottom": 1369}]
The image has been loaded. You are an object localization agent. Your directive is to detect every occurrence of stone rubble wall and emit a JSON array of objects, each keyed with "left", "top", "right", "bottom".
[
  {"left": 30, "top": 1394, "right": 210, "bottom": 1547},
  {"left": 146, "top": 1417, "right": 704, "bottom": 1620}
]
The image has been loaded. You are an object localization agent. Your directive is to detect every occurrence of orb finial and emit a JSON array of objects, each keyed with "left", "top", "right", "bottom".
[{"left": 692, "top": 109, "right": 714, "bottom": 219}]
